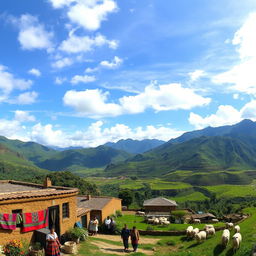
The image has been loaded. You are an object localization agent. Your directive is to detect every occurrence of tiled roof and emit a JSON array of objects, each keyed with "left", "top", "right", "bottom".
[
  {"left": 143, "top": 197, "right": 177, "bottom": 207},
  {"left": 191, "top": 213, "right": 216, "bottom": 219},
  {"left": 77, "top": 196, "right": 118, "bottom": 211},
  {"left": 77, "top": 207, "right": 90, "bottom": 217},
  {"left": 0, "top": 180, "right": 78, "bottom": 201}
]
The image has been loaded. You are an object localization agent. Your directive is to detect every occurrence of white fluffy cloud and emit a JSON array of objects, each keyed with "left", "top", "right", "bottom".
[
  {"left": 28, "top": 68, "right": 41, "bottom": 77},
  {"left": 100, "top": 56, "right": 123, "bottom": 69},
  {"left": 59, "top": 33, "right": 118, "bottom": 53},
  {"left": 49, "top": 0, "right": 118, "bottom": 31},
  {"left": 14, "top": 91, "right": 38, "bottom": 105},
  {"left": 63, "top": 83, "right": 211, "bottom": 118},
  {"left": 14, "top": 110, "right": 36, "bottom": 122},
  {"left": 212, "top": 12, "right": 256, "bottom": 95},
  {"left": 52, "top": 57, "right": 73, "bottom": 69},
  {"left": 189, "top": 69, "right": 205, "bottom": 81},
  {"left": 55, "top": 77, "right": 67, "bottom": 84},
  {"left": 0, "top": 65, "right": 33, "bottom": 103},
  {"left": 71, "top": 75, "right": 96, "bottom": 84},
  {"left": 12, "top": 14, "right": 53, "bottom": 50},
  {"left": 29, "top": 120, "right": 184, "bottom": 147},
  {"left": 189, "top": 100, "right": 256, "bottom": 129}
]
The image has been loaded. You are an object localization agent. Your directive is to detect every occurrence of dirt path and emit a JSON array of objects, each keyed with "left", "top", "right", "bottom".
[
  {"left": 95, "top": 234, "right": 160, "bottom": 244},
  {"left": 90, "top": 240, "right": 154, "bottom": 255}
]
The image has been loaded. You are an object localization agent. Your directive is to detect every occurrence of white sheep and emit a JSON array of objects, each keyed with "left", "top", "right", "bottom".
[
  {"left": 195, "top": 231, "right": 207, "bottom": 243},
  {"left": 136, "top": 211, "right": 145, "bottom": 216},
  {"left": 193, "top": 219, "right": 201, "bottom": 224},
  {"left": 163, "top": 220, "right": 170, "bottom": 225},
  {"left": 204, "top": 224, "right": 214, "bottom": 230},
  {"left": 211, "top": 219, "right": 219, "bottom": 223},
  {"left": 206, "top": 227, "right": 215, "bottom": 236},
  {"left": 232, "top": 233, "right": 242, "bottom": 252},
  {"left": 221, "top": 229, "right": 230, "bottom": 247},
  {"left": 147, "top": 218, "right": 154, "bottom": 224},
  {"left": 192, "top": 228, "right": 199, "bottom": 238},
  {"left": 234, "top": 225, "right": 240, "bottom": 233},
  {"left": 153, "top": 218, "right": 160, "bottom": 225},
  {"left": 225, "top": 222, "right": 234, "bottom": 230},
  {"left": 186, "top": 226, "right": 193, "bottom": 238}
]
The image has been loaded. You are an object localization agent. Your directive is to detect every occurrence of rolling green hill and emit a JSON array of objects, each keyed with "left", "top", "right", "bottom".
[{"left": 37, "top": 145, "right": 132, "bottom": 171}]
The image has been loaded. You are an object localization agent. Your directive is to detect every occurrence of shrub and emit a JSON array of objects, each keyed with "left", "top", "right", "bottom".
[
  {"left": 66, "top": 227, "right": 88, "bottom": 240},
  {"left": 3, "top": 240, "right": 25, "bottom": 256},
  {"left": 116, "top": 210, "right": 123, "bottom": 217}
]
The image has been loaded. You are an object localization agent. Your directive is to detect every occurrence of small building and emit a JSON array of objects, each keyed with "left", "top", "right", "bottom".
[
  {"left": 0, "top": 178, "right": 78, "bottom": 245},
  {"left": 77, "top": 195, "right": 122, "bottom": 227},
  {"left": 143, "top": 197, "right": 177, "bottom": 217},
  {"left": 190, "top": 213, "right": 216, "bottom": 223}
]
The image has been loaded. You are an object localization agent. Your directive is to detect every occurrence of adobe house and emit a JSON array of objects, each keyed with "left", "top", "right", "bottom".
[
  {"left": 0, "top": 178, "right": 78, "bottom": 245},
  {"left": 77, "top": 195, "right": 122, "bottom": 226},
  {"left": 143, "top": 197, "right": 177, "bottom": 217},
  {"left": 190, "top": 213, "right": 217, "bottom": 223}
]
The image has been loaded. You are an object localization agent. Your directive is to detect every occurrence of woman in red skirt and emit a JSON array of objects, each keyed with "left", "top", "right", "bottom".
[
  {"left": 46, "top": 228, "right": 61, "bottom": 256},
  {"left": 130, "top": 226, "right": 140, "bottom": 252}
]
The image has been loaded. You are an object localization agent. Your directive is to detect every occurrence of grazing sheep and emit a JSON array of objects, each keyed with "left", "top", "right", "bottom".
[
  {"left": 193, "top": 219, "right": 201, "bottom": 224},
  {"left": 211, "top": 219, "right": 219, "bottom": 223},
  {"left": 195, "top": 231, "right": 207, "bottom": 243},
  {"left": 232, "top": 233, "right": 242, "bottom": 252},
  {"left": 136, "top": 211, "right": 145, "bottom": 216},
  {"left": 234, "top": 225, "right": 240, "bottom": 233},
  {"left": 163, "top": 221, "right": 170, "bottom": 225},
  {"left": 147, "top": 218, "right": 155, "bottom": 224},
  {"left": 225, "top": 222, "right": 234, "bottom": 230},
  {"left": 153, "top": 218, "right": 160, "bottom": 225},
  {"left": 186, "top": 226, "right": 194, "bottom": 238},
  {"left": 204, "top": 224, "right": 214, "bottom": 230},
  {"left": 221, "top": 229, "right": 230, "bottom": 247},
  {"left": 192, "top": 228, "right": 200, "bottom": 238},
  {"left": 205, "top": 227, "right": 215, "bottom": 236}
]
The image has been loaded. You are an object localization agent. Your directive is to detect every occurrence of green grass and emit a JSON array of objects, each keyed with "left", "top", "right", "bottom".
[
  {"left": 171, "top": 191, "right": 208, "bottom": 203},
  {"left": 116, "top": 215, "right": 224, "bottom": 231}
]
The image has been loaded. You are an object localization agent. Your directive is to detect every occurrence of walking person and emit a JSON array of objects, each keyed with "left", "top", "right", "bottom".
[
  {"left": 130, "top": 226, "right": 140, "bottom": 252},
  {"left": 46, "top": 227, "right": 61, "bottom": 256},
  {"left": 121, "top": 224, "right": 130, "bottom": 252}
]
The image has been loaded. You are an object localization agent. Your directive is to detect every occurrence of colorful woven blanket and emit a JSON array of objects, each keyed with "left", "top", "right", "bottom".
[
  {"left": 22, "top": 209, "right": 48, "bottom": 232},
  {"left": 0, "top": 213, "right": 18, "bottom": 230}
]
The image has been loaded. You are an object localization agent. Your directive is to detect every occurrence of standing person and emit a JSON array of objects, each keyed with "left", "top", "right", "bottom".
[
  {"left": 88, "top": 218, "right": 94, "bottom": 235},
  {"left": 46, "top": 227, "right": 61, "bottom": 256},
  {"left": 121, "top": 224, "right": 130, "bottom": 252},
  {"left": 105, "top": 216, "right": 111, "bottom": 233},
  {"left": 110, "top": 217, "right": 116, "bottom": 234},
  {"left": 130, "top": 226, "right": 140, "bottom": 252},
  {"left": 92, "top": 216, "right": 99, "bottom": 235}
]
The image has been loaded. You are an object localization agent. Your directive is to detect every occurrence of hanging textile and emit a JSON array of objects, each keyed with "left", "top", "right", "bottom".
[
  {"left": 22, "top": 209, "right": 48, "bottom": 232},
  {"left": 0, "top": 213, "right": 18, "bottom": 230}
]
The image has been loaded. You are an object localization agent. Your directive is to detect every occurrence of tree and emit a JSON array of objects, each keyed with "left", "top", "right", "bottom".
[{"left": 118, "top": 189, "right": 133, "bottom": 207}]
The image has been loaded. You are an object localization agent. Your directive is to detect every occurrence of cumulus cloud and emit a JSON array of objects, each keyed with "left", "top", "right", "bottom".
[
  {"left": 71, "top": 75, "right": 96, "bottom": 84},
  {"left": 100, "top": 56, "right": 123, "bottom": 69},
  {"left": 49, "top": 0, "right": 118, "bottom": 31},
  {"left": 11, "top": 14, "right": 53, "bottom": 50},
  {"left": 28, "top": 68, "right": 41, "bottom": 77},
  {"left": 55, "top": 76, "right": 67, "bottom": 84},
  {"left": 51, "top": 57, "right": 73, "bottom": 69},
  {"left": 59, "top": 33, "right": 118, "bottom": 53},
  {"left": 0, "top": 65, "right": 33, "bottom": 103},
  {"left": 14, "top": 91, "right": 38, "bottom": 105},
  {"left": 212, "top": 12, "right": 256, "bottom": 96},
  {"left": 189, "top": 100, "right": 256, "bottom": 129},
  {"left": 14, "top": 110, "right": 36, "bottom": 122},
  {"left": 63, "top": 83, "right": 211, "bottom": 118},
  {"left": 0, "top": 119, "right": 24, "bottom": 139},
  {"left": 189, "top": 69, "right": 205, "bottom": 81},
  {"left": 85, "top": 67, "right": 99, "bottom": 73},
  {"left": 29, "top": 120, "right": 184, "bottom": 147}
]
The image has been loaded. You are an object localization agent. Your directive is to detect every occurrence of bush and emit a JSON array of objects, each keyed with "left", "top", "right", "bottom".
[
  {"left": 3, "top": 240, "right": 25, "bottom": 256},
  {"left": 66, "top": 227, "right": 88, "bottom": 240},
  {"left": 116, "top": 210, "right": 123, "bottom": 217}
]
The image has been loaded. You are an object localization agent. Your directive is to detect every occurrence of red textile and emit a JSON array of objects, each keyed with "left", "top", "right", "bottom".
[
  {"left": 46, "top": 240, "right": 60, "bottom": 256},
  {"left": 22, "top": 209, "right": 48, "bottom": 232},
  {"left": 0, "top": 213, "right": 17, "bottom": 230}
]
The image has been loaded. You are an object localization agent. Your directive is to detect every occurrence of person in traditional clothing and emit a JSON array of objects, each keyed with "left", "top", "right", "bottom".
[
  {"left": 130, "top": 226, "right": 140, "bottom": 252},
  {"left": 92, "top": 216, "right": 99, "bottom": 235},
  {"left": 46, "top": 228, "right": 61, "bottom": 256},
  {"left": 105, "top": 216, "right": 111, "bottom": 233},
  {"left": 88, "top": 219, "right": 94, "bottom": 235},
  {"left": 110, "top": 217, "right": 116, "bottom": 234},
  {"left": 121, "top": 224, "right": 130, "bottom": 252}
]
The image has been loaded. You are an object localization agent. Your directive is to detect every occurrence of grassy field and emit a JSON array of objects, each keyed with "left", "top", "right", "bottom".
[
  {"left": 170, "top": 191, "right": 208, "bottom": 203},
  {"left": 115, "top": 214, "right": 224, "bottom": 231},
  {"left": 78, "top": 208, "right": 256, "bottom": 256}
]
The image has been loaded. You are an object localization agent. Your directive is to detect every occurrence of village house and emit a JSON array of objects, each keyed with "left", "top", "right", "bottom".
[
  {"left": 190, "top": 213, "right": 217, "bottom": 223},
  {"left": 77, "top": 195, "right": 122, "bottom": 227},
  {"left": 143, "top": 197, "right": 177, "bottom": 217},
  {"left": 0, "top": 178, "right": 78, "bottom": 245},
  {"left": 0, "top": 178, "right": 122, "bottom": 247}
]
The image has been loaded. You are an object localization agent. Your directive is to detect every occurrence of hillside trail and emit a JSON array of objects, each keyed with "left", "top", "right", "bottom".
[{"left": 90, "top": 234, "right": 159, "bottom": 255}]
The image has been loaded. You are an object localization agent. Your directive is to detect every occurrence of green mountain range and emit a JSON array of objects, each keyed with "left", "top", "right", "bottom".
[{"left": 105, "top": 120, "right": 256, "bottom": 183}]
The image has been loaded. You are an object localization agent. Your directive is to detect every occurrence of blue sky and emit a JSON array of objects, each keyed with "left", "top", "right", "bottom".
[{"left": 0, "top": 0, "right": 256, "bottom": 147}]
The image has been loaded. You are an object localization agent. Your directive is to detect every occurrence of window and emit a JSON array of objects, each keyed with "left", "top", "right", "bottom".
[
  {"left": 62, "top": 203, "right": 69, "bottom": 218},
  {"left": 12, "top": 209, "right": 22, "bottom": 227}
]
